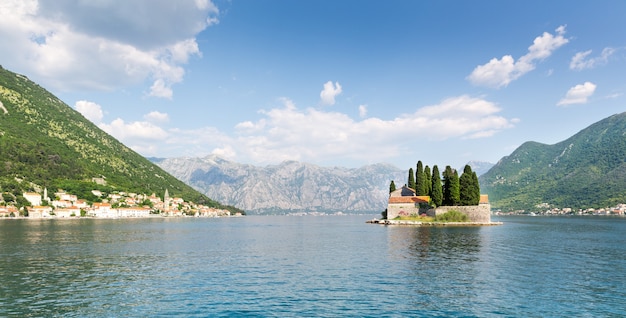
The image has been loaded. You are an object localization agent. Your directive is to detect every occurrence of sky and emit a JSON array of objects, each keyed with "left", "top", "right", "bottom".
[{"left": 1, "top": 0, "right": 625, "bottom": 170}]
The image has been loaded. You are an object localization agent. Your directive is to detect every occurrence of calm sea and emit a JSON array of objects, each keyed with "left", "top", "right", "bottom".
[{"left": 0, "top": 215, "right": 625, "bottom": 317}]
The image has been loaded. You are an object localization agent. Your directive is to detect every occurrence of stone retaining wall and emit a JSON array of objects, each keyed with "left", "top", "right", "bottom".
[{"left": 427, "top": 204, "right": 491, "bottom": 223}]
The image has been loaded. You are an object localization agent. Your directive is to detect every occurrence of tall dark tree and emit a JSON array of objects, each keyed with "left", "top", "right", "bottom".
[
  {"left": 431, "top": 165, "right": 443, "bottom": 207},
  {"left": 389, "top": 180, "right": 396, "bottom": 194},
  {"left": 423, "top": 165, "right": 432, "bottom": 197},
  {"left": 415, "top": 161, "right": 425, "bottom": 196},
  {"left": 459, "top": 165, "right": 475, "bottom": 205},
  {"left": 471, "top": 172, "right": 481, "bottom": 205},
  {"left": 408, "top": 168, "right": 415, "bottom": 190},
  {"left": 442, "top": 166, "right": 451, "bottom": 205},
  {"left": 443, "top": 165, "right": 460, "bottom": 206},
  {"left": 452, "top": 169, "right": 460, "bottom": 205}
]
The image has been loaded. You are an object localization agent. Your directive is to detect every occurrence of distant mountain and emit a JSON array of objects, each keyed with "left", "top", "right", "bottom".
[
  {"left": 154, "top": 155, "right": 406, "bottom": 214},
  {"left": 480, "top": 112, "right": 626, "bottom": 211},
  {"left": 464, "top": 161, "right": 495, "bottom": 177},
  {"left": 0, "top": 66, "right": 239, "bottom": 213}
]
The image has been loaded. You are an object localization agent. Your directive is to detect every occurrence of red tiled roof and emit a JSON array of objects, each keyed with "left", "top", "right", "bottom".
[{"left": 388, "top": 196, "right": 429, "bottom": 204}]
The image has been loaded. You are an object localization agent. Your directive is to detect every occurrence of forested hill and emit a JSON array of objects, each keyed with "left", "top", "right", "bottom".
[
  {"left": 480, "top": 112, "right": 626, "bottom": 211},
  {"left": 0, "top": 66, "right": 240, "bottom": 213}
]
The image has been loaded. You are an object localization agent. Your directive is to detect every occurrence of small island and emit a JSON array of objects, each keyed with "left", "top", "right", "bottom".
[{"left": 369, "top": 161, "right": 502, "bottom": 226}]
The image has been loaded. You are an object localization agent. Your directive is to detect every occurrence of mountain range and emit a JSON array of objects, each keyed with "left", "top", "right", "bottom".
[
  {"left": 480, "top": 111, "right": 626, "bottom": 212},
  {"left": 0, "top": 66, "right": 240, "bottom": 213},
  {"left": 152, "top": 156, "right": 408, "bottom": 214}
]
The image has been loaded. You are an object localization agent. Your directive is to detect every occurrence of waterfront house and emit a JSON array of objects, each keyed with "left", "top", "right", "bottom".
[
  {"left": 115, "top": 207, "right": 151, "bottom": 217},
  {"left": 55, "top": 206, "right": 80, "bottom": 218},
  {"left": 91, "top": 202, "right": 113, "bottom": 217},
  {"left": 0, "top": 206, "right": 18, "bottom": 217},
  {"left": 28, "top": 206, "right": 52, "bottom": 218}
]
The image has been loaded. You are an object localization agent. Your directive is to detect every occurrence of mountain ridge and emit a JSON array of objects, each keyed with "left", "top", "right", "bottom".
[
  {"left": 0, "top": 66, "right": 240, "bottom": 213},
  {"left": 154, "top": 155, "right": 407, "bottom": 214},
  {"left": 480, "top": 111, "right": 626, "bottom": 211}
]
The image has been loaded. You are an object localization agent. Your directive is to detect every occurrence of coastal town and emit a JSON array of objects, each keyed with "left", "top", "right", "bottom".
[
  {"left": 494, "top": 203, "right": 626, "bottom": 216},
  {"left": 0, "top": 188, "right": 237, "bottom": 219}
]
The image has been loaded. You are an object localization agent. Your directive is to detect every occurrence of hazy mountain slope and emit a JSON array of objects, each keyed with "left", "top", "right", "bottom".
[
  {"left": 0, "top": 66, "right": 239, "bottom": 212},
  {"left": 155, "top": 155, "right": 407, "bottom": 214},
  {"left": 465, "top": 160, "right": 495, "bottom": 177},
  {"left": 480, "top": 112, "right": 626, "bottom": 211}
]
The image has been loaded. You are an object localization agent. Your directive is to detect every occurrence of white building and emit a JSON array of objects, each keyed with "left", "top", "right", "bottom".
[{"left": 23, "top": 192, "right": 42, "bottom": 206}]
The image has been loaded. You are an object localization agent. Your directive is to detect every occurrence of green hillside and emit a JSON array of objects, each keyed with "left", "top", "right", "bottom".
[
  {"left": 480, "top": 112, "right": 626, "bottom": 212},
  {"left": 0, "top": 65, "right": 242, "bottom": 213}
]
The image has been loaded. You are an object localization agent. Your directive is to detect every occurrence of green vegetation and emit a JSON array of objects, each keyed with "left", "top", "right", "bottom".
[
  {"left": 415, "top": 161, "right": 425, "bottom": 196},
  {"left": 0, "top": 66, "right": 243, "bottom": 214},
  {"left": 392, "top": 210, "right": 469, "bottom": 223},
  {"left": 389, "top": 180, "right": 396, "bottom": 194},
  {"left": 407, "top": 167, "right": 415, "bottom": 190},
  {"left": 435, "top": 210, "right": 468, "bottom": 222},
  {"left": 394, "top": 214, "right": 435, "bottom": 222},
  {"left": 393, "top": 162, "right": 480, "bottom": 208},
  {"left": 430, "top": 165, "right": 443, "bottom": 206},
  {"left": 423, "top": 165, "right": 432, "bottom": 198},
  {"left": 459, "top": 165, "right": 480, "bottom": 205},
  {"left": 480, "top": 112, "right": 626, "bottom": 211},
  {"left": 442, "top": 165, "right": 460, "bottom": 206}
]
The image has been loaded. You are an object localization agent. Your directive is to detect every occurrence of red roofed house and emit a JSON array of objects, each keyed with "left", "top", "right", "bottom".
[{"left": 386, "top": 186, "right": 430, "bottom": 219}]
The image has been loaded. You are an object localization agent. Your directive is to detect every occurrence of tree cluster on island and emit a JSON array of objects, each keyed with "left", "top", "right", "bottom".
[{"left": 390, "top": 161, "right": 481, "bottom": 207}]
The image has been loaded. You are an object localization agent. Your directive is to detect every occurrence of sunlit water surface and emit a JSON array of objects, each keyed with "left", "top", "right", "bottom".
[{"left": 1, "top": 215, "right": 625, "bottom": 317}]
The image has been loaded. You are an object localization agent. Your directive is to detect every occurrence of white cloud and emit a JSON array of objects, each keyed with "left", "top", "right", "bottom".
[
  {"left": 570, "top": 47, "right": 616, "bottom": 70},
  {"left": 557, "top": 82, "right": 597, "bottom": 106},
  {"left": 0, "top": 0, "right": 218, "bottom": 98},
  {"left": 605, "top": 92, "right": 623, "bottom": 99},
  {"left": 88, "top": 95, "right": 516, "bottom": 165},
  {"left": 320, "top": 81, "right": 343, "bottom": 105},
  {"left": 467, "top": 26, "right": 569, "bottom": 88},
  {"left": 358, "top": 104, "right": 368, "bottom": 118},
  {"left": 216, "top": 95, "right": 515, "bottom": 164},
  {"left": 211, "top": 146, "right": 237, "bottom": 160},
  {"left": 148, "top": 79, "right": 174, "bottom": 99},
  {"left": 75, "top": 107, "right": 172, "bottom": 156},
  {"left": 100, "top": 118, "right": 169, "bottom": 141},
  {"left": 144, "top": 111, "right": 170, "bottom": 123},
  {"left": 74, "top": 100, "right": 104, "bottom": 124}
]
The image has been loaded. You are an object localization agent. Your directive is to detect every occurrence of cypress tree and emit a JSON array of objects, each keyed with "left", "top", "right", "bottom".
[
  {"left": 389, "top": 180, "right": 396, "bottom": 194},
  {"left": 415, "top": 161, "right": 425, "bottom": 196},
  {"left": 443, "top": 165, "right": 460, "bottom": 206},
  {"left": 431, "top": 165, "right": 443, "bottom": 207},
  {"left": 442, "top": 166, "right": 451, "bottom": 205},
  {"left": 472, "top": 172, "right": 480, "bottom": 205},
  {"left": 451, "top": 169, "right": 460, "bottom": 205},
  {"left": 423, "top": 165, "right": 432, "bottom": 197},
  {"left": 408, "top": 168, "right": 415, "bottom": 190},
  {"left": 459, "top": 165, "right": 474, "bottom": 205}
]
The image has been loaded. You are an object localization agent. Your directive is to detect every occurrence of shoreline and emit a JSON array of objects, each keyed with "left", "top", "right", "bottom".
[
  {"left": 0, "top": 214, "right": 241, "bottom": 220},
  {"left": 367, "top": 219, "right": 503, "bottom": 226}
]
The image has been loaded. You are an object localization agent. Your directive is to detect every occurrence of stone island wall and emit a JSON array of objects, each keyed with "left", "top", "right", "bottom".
[{"left": 427, "top": 204, "right": 491, "bottom": 223}]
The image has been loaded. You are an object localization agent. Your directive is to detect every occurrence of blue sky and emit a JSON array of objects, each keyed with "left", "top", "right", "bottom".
[{"left": 1, "top": 1, "right": 625, "bottom": 170}]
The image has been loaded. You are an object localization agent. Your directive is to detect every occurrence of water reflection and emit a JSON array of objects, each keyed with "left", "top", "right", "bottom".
[
  {"left": 387, "top": 225, "right": 483, "bottom": 262},
  {"left": 386, "top": 225, "right": 489, "bottom": 314}
]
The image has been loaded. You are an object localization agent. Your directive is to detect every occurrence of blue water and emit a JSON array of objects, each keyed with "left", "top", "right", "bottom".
[{"left": 0, "top": 215, "right": 625, "bottom": 317}]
